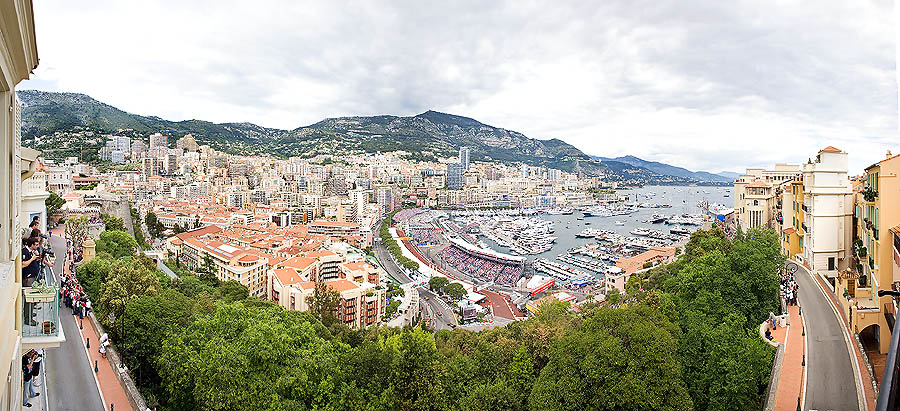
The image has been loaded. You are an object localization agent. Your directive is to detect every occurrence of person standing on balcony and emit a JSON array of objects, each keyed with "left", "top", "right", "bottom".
[
  {"left": 22, "top": 237, "right": 41, "bottom": 326},
  {"left": 22, "top": 237, "right": 40, "bottom": 286},
  {"left": 22, "top": 350, "right": 40, "bottom": 407},
  {"left": 31, "top": 349, "right": 43, "bottom": 388}
]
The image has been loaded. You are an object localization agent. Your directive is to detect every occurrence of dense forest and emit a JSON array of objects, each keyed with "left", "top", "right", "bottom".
[{"left": 76, "top": 226, "right": 781, "bottom": 410}]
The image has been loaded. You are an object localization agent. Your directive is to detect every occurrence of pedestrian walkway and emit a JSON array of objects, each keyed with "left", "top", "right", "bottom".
[
  {"left": 79, "top": 317, "right": 130, "bottom": 410},
  {"left": 773, "top": 303, "right": 804, "bottom": 411}
]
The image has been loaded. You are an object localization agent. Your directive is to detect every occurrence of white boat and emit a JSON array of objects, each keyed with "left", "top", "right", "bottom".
[
  {"left": 614, "top": 220, "right": 625, "bottom": 226},
  {"left": 630, "top": 227, "right": 651, "bottom": 236}
]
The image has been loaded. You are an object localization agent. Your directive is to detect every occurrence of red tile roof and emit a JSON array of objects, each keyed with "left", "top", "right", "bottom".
[
  {"left": 273, "top": 268, "right": 302, "bottom": 285},
  {"left": 326, "top": 279, "right": 360, "bottom": 293},
  {"left": 819, "top": 146, "right": 842, "bottom": 153}
]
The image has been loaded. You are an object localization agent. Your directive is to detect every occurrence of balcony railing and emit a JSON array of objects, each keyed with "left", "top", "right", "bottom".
[
  {"left": 23, "top": 263, "right": 61, "bottom": 339},
  {"left": 23, "top": 172, "right": 47, "bottom": 196}
]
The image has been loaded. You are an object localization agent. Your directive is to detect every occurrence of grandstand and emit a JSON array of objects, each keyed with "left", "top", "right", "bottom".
[{"left": 438, "top": 238, "right": 525, "bottom": 286}]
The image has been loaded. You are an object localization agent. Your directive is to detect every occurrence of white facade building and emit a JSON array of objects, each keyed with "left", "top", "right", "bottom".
[{"left": 800, "top": 146, "right": 853, "bottom": 277}]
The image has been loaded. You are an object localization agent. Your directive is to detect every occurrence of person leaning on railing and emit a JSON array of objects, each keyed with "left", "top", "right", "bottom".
[{"left": 22, "top": 237, "right": 41, "bottom": 287}]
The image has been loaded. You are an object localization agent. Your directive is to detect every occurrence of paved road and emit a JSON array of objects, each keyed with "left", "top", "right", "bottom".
[
  {"left": 373, "top": 233, "right": 412, "bottom": 284},
  {"left": 418, "top": 288, "right": 458, "bottom": 330},
  {"left": 792, "top": 261, "right": 860, "bottom": 411},
  {"left": 46, "top": 233, "right": 105, "bottom": 411},
  {"left": 157, "top": 259, "right": 178, "bottom": 279}
]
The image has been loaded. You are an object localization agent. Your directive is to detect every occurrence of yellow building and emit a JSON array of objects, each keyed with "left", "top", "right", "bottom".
[
  {"left": 836, "top": 151, "right": 900, "bottom": 354},
  {"left": 780, "top": 176, "right": 805, "bottom": 258},
  {"left": 0, "top": 0, "right": 42, "bottom": 408}
]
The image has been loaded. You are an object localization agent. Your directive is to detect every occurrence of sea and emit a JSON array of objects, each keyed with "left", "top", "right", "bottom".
[{"left": 481, "top": 185, "right": 734, "bottom": 263}]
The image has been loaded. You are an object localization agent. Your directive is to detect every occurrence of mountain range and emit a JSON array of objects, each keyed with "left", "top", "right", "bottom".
[
  {"left": 17, "top": 90, "right": 731, "bottom": 185},
  {"left": 593, "top": 155, "right": 736, "bottom": 183}
]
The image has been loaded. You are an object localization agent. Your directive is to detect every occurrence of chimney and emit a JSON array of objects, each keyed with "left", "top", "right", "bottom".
[{"left": 888, "top": 150, "right": 893, "bottom": 159}]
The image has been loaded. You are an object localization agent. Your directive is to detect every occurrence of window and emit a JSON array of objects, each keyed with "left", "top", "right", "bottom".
[{"left": 828, "top": 257, "right": 835, "bottom": 271}]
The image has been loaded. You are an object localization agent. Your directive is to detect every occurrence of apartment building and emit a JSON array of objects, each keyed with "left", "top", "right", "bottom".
[
  {"left": 269, "top": 260, "right": 385, "bottom": 329},
  {"left": 308, "top": 220, "right": 362, "bottom": 247},
  {"left": 180, "top": 238, "right": 269, "bottom": 297},
  {"left": 0, "top": 1, "right": 50, "bottom": 409},
  {"left": 780, "top": 176, "right": 805, "bottom": 258},
  {"left": 799, "top": 146, "right": 854, "bottom": 276},
  {"left": 840, "top": 152, "right": 900, "bottom": 354},
  {"left": 734, "top": 163, "right": 801, "bottom": 230}
]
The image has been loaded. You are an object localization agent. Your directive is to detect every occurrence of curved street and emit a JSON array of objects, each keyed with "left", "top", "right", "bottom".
[
  {"left": 790, "top": 261, "right": 861, "bottom": 411},
  {"left": 46, "top": 230, "right": 105, "bottom": 411}
]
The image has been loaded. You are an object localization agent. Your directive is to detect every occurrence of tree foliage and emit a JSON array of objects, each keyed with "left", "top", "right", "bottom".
[
  {"left": 307, "top": 281, "right": 342, "bottom": 327},
  {"left": 145, "top": 211, "right": 166, "bottom": 238},
  {"left": 100, "top": 213, "right": 125, "bottom": 232},
  {"left": 444, "top": 282, "right": 467, "bottom": 300},
  {"left": 45, "top": 192, "right": 66, "bottom": 216},
  {"left": 429, "top": 276, "right": 449, "bottom": 292},
  {"left": 95, "top": 229, "right": 137, "bottom": 258},
  {"left": 87, "top": 226, "right": 780, "bottom": 411}
]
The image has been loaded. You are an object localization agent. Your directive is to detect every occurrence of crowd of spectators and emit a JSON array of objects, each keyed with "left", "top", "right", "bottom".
[
  {"left": 438, "top": 245, "right": 523, "bottom": 286},
  {"left": 392, "top": 208, "right": 425, "bottom": 224},
  {"left": 409, "top": 227, "right": 438, "bottom": 246}
]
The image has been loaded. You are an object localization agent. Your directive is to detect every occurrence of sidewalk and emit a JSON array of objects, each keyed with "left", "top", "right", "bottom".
[
  {"left": 79, "top": 317, "right": 130, "bottom": 410},
  {"left": 773, "top": 303, "right": 804, "bottom": 411}
]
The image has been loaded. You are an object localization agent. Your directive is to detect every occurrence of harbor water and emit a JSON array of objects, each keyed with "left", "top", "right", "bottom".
[{"left": 481, "top": 185, "right": 733, "bottom": 263}]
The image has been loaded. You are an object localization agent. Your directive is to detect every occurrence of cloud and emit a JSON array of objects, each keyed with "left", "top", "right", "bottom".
[{"left": 20, "top": 0, "right": 898, "bottom": 173}]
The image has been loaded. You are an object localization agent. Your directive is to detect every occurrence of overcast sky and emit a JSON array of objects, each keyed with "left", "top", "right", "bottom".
[{"left": 21, "top": 0, "right": 899, "bottom": 174}]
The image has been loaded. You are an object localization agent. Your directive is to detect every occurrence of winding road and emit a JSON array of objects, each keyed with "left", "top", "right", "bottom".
[
  {"left": 45, "top": 232, "right": 105, "bottom": 411},
  {"left": 791, "top": 261, "right": 862, "bottom": 411}
]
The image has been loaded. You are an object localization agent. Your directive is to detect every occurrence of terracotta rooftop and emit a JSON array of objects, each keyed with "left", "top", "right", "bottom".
[
  {"left": 238, "top": 254, "right": 259, "bottom": 263},
  {"left": 282, "top": 256, "right": 318, "bottom": 271},
  {"left": 326, "top": 279, "right": 360, "bottom": 293},
  {"left": 341, "top": 261, "right": 372, "bottom": 272},
  {"left": 309, "top": 220, "right": 360, "bottom": 228},
  {"left": 819, "top": 146, "right": 842, "bottom": 153},
  {"left": 615, "top": 247, "right": 676, "bottom": 275},
  {"left": 273, "top": 268, "right": 303, "bottom": 285}
]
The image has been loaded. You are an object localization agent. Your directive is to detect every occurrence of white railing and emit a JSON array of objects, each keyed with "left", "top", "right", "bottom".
[{"left": 23, "top": 172, "right": 47, "bottom": 196}]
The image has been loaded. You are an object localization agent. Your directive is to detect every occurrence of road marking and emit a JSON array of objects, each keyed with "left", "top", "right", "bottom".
[
  {"left": 73, "top": 316, "right": 106, "bottom": 409},
  {"left": 797, "top": 262, "right": 866, "bottom": 411},
  {"left": 800, "top": 301, "right": 808, "bottom": 411}
]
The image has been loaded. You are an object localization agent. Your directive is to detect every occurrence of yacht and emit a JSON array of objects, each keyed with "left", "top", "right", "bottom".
[
  {"left": 630, "top": 227, "right": 651, "bottom": 236},
  {"left": 670, "top": 226, "right": 692, "bottom": 235},
  {"left": 614, "top": 220, "right": 625, "bottom": 226},
  {"left": 649, "top": 214, "right": 667, "bottom": 224}
]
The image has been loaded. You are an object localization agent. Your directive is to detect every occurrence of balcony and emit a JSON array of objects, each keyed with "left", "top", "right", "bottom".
[
  {"left": 861, "top": 186, "right": 878, "bottom": 203},
  {"left": 22, "top": 264, "right": 66, "bottom": 348},
  {"left": 23, "top": 171, "right": 48, "bottom": 197}
]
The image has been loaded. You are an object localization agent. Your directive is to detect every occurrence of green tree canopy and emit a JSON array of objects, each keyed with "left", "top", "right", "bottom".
[
  {"left": 97, "top": 258, "right": 161, "bottom": 336},
  {"left": 95, "top": 229, "right": 138, "bottom": 258},
  {"left": 444, "top": 282, "right": 467, "bottom": 300},
  {"left": 429, "top": 276, "right": 449, "bottom": 292},
  {"left": 45, "top": 192, "right": 65, "bottom": 216},
  {"left": 100, "top": 213, "right": 125, "bottom": 232},
  {"left": 156, "top": 304, "right": 347, "bottom": 410},
  {"left": 307, "top": 281, "right": 342, "bottom": 327}
]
